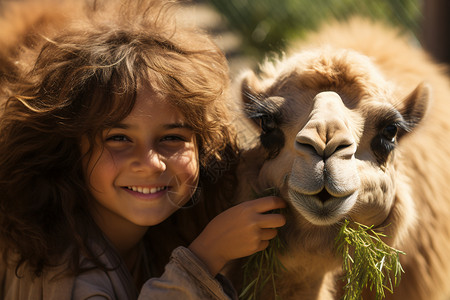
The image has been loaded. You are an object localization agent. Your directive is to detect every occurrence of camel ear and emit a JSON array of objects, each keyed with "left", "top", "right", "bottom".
[
  {"left": 399, "top": 82, "right": 431, "bottom": 130},
  {"left": 239, "top": 70, "right": 285, "bottom": 158}
]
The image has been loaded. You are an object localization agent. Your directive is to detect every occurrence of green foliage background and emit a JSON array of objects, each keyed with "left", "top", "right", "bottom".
[{"left": 207, "top": 0, "right": 422, "bottom": 60}]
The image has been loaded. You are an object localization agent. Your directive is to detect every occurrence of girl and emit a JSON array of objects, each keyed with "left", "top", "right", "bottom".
[{"left": 0, "top": 0, "right": 286, "bottom": 299}]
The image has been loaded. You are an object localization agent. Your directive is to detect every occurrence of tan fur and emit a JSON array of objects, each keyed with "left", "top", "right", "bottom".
[
  {"left": 231, "top": 18, "right": 450, "bottom": 300},
  {"left": 0, "top": 0, "right": 85, "bottom": 96}
]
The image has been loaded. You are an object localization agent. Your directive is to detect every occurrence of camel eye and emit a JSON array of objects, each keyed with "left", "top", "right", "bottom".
[
  {"left": 371, "top": 110, "right": 407, "bottom": 164},
  {"left": 371, "top": 122, "right": 400, "bottom": 164},
  {"left": 259, "top": 115, "right": 277, "bottom": 133},
  {"left": 382, "top": 124, "right": 398, "bottom": 142},
  {"left": 256, "top": 114, "right": 285, "bottom": 159}
]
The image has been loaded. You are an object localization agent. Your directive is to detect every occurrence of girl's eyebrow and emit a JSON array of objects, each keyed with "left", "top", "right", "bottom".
[
  {"left": 111, "top": 123, "right": 130, "bottom": 129},
  {"left": 163, "top": 122, "right": 193, "bottom": 130},
  {"left": 110, "top": 122, "right": 193, "bottom": 130}
]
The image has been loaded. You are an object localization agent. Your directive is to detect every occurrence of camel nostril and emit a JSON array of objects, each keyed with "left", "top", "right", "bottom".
[
  {"left": 335, "top": 144, "right": 352, "bottom": 152},
  {"left": 316, "top": 189, "right": 332, "bottom": 203},
  {"left": 296, "top": 141, "right": 318, "bottom": 154}
]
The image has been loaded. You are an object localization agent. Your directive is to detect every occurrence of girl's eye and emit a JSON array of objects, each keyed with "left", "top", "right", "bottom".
[
  {"left": 106, "top": 135, "right": 131, "bottom": 142},
  {"left": 161, "top": 135, "right": 186, "bottom": 142}
]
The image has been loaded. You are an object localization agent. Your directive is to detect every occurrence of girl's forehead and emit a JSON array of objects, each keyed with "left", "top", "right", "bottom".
[{"left": 126, "top": 86, "right": 186, "bottom": 123}]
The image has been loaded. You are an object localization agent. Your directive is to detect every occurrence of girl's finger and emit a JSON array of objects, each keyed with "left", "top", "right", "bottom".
[
  {"left": 256, "top": 240, "right": 270, "bottom": 253},
  {"left": 260, "top": 228, "right": 278, "bottom": 241},
  {"left": 257, "top": 213, "right": 286, "bottom": 228},
  {"left": 251, "top": 196, "right": 286, "bottom": 213}
]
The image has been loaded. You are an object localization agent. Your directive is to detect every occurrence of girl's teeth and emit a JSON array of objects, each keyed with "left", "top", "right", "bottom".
[{"left": 128, "top": 186, "right": 164, "bottom": 194}]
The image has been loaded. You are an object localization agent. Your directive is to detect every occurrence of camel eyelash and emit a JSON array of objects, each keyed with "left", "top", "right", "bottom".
[{"left": 244, "top": 93, "right": 284, "bottom": 127}]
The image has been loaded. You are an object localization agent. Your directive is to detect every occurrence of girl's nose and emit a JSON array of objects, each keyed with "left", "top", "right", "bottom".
[{"left": 131, "top": 148, "right": 166, "bottom": 173}]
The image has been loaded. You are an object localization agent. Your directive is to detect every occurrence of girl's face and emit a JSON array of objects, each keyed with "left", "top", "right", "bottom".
[{"left": 81, "top": 86, "right": 199, "bottom": 232}]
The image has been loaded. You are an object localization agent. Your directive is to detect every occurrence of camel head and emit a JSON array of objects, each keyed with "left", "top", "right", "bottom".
[{"left": 237, "top": 47, "right": 430, "bottom": 251}]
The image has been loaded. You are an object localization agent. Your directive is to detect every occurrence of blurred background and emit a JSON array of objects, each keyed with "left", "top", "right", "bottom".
[
  {"left": 185, "top": 0, "right": 449, "bottom": 76},
  {"left": 0, "top": 0, "right": 447, "bottom": 76}
]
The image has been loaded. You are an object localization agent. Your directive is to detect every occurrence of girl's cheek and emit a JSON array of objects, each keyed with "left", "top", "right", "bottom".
[
  {"left": 170, "top": 144, "right": 198, "bottom": 165},
  {"left": 175, "top": 149, "right": 200, "bottom": 180},
  {"left": 84, "top": 149, "right": 120, "bottom": 184},
  {"left": 178, "top": 153, "right": 199, "bottom": 175}
]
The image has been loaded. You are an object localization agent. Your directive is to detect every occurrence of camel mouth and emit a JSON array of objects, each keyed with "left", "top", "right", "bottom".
[
  {"left": 316, "top": 189, "right": 332, "bottom": 203},
  {"left": 287, "top": 188, "right": 358, "bottom": 226}
]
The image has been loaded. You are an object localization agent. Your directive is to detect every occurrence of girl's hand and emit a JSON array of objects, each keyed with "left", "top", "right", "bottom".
[{"left": 188, "top": 196, "right": 286, "bottom": 276}]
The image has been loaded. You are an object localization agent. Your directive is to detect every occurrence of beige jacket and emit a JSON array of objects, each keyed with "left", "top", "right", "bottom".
[{"left": 0, "top": 247, "right": 237, "bottom": 300}]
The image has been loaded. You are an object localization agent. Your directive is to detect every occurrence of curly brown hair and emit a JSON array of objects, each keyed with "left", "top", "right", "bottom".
[{"left": 0, "top": 0, "right": 238, "bottom": 277}]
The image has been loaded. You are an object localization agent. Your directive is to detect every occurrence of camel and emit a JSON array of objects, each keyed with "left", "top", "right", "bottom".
[{"left": 230, "top": 18, "right": 450, "bottom": 300}]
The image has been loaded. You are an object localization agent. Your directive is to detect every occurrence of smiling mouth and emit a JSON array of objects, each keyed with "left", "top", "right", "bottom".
[{"left": 125, "top": 186, "right": 168, "bottom": 194}]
